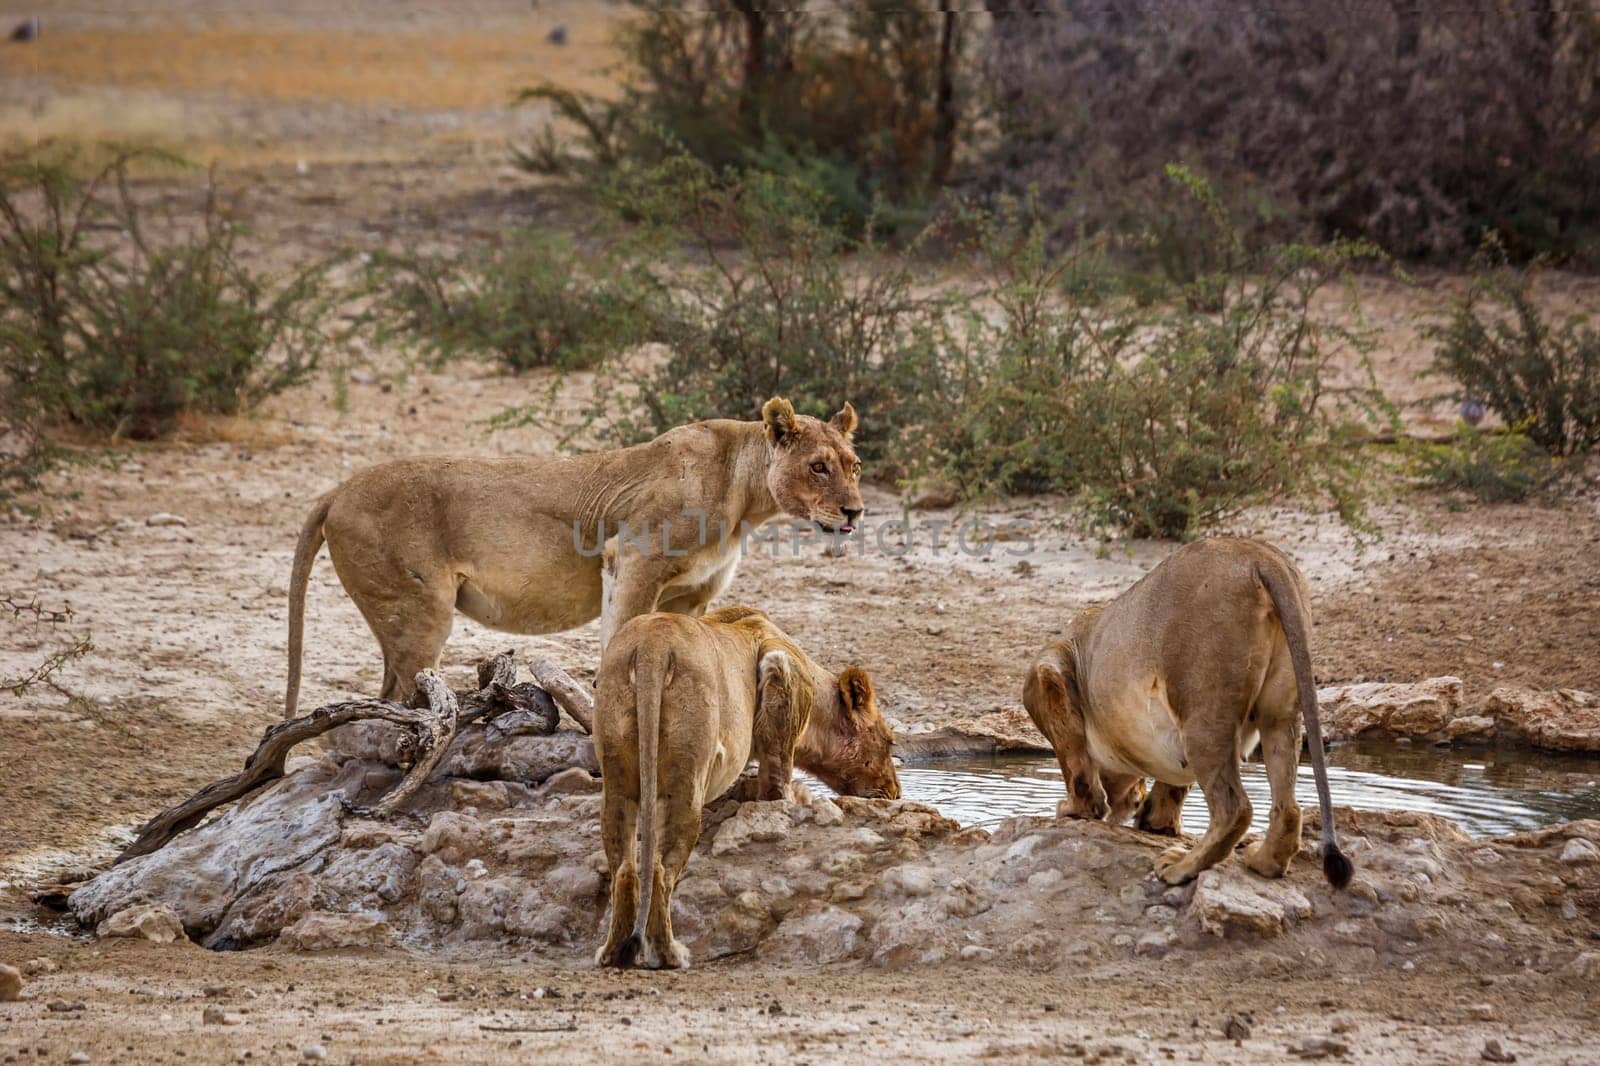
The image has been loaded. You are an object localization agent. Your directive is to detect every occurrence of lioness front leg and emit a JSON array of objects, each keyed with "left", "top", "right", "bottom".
[
  {"left": 599, "top": 554, "right": 674, "bottom": 657},
  {"left": 752, "top": 646, "right": 809, "bottom": 801},
  {"left": 1024, "top": 658, "right": 1109, "bottom": 821}
]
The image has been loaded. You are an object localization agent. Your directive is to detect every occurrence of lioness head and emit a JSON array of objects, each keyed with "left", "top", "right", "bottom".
[
  {"left": 762, "top": 396, "right": 865, "bottom": 535},
  {"left": 801, "top": 666, "right": 901, "bottom": 800}
]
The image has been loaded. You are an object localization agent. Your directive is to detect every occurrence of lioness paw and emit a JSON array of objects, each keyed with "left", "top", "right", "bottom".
[{"left": 1153, "top": 846, "right": 1198, "bottom": 885}]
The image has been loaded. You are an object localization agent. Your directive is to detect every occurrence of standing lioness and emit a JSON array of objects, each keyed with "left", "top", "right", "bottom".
[
  {"left": 1023, "top": 538, "right": 1352, "bottom": 888},
  {"left": 284, "top": 398, "right": 863, "bottom": 718},
  {"left": 594, "top": 605, "right": 899, "bottom": 970}
]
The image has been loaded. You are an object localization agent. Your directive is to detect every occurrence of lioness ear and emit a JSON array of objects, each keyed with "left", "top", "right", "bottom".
[
  {"left": 837, "top": 666, "right": 874, "bottom": 717},
  {"left": 829, "top": 402, "right": 858, "bottom": 440},
  {"left": 762, "top": 396, "right": 799, "bottom": 446}
]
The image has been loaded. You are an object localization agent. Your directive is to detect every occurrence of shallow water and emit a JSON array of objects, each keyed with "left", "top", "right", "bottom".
[{"left": 817, "top": 741, "right": 1600, "bottom": 838}]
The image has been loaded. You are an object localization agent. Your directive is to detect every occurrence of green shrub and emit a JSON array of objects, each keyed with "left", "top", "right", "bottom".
[
  {"left": 0, "top": 145, "right": 340, "bottom": 443},
  {"left": 1428, "top": 270, "right": 1600, "bottom": 456},
  {"left": 367, "top": 229, "right": 660, "bottom": 373},
  {"left": 932, "top": 177, "right": 1388, "bottom": 539},
  {"left": 567, "top": 156, "right": 954, "bottom": 476},
  {"left": 1405, "top": 424, "right": 1559, "bottom": 504},
  {"left": 502, "top": 161, "right": 1387, "bottom": 540}
]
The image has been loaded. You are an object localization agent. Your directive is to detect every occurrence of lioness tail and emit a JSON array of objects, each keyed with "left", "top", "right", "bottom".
[
  {"left": 613, "top": 644, "right": 674, "bottom": 967},
  {"left": 1257, "top": 559, "right": 1353, "bottom": 889},
  {"left": 284, "top": 493, "right": 334, "bottom": 719}
]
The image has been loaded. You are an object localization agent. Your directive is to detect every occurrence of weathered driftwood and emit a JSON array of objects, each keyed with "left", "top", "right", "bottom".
[
  {"left": 113, "top": 652, "right": 561, "bottom": 865},
  {"left": 372, "top": 672, "right": 458, "bottom": 816},
  {"left": 528, "top": 655, "right": 595, "bottom": 734}
]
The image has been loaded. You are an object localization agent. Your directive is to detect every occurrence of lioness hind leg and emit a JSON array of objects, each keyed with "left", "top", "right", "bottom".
[
  {"left": 1136, "top": 783, "right": 1190, "bottom": 837},
  {"left": 596, "top": 791, "right": 640, "bottom": 967},
  {"left": 597, "top": 863, "right": 639, "bottom": 967},
  {"left": 1153, "top": 738, "right": 1252, "bottom": 885},
  {"left": 642, "top": 788, "right": 703, "bottom": 970},
  {"left": 1243, "top": 717, "right": 1304, "bottom": 879}
]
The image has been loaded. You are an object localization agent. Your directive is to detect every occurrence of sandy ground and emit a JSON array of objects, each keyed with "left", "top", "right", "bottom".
[
  {"left": 4, "top": 3, "right": 1600, "bottom": 1062},
  {"left": 4, "top": 932, "right": 1598, "bottom": 1065}
]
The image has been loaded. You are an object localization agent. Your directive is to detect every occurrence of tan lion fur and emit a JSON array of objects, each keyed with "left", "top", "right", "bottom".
[
  {"left": 593, "top": 605, "right": 898, "bottom": 969},
  {"left": 283, "top": 398, "right": 864, "bottom": 718},
  {"left": 1023, "top": 538, "right": 1352, "bottom": 888}
]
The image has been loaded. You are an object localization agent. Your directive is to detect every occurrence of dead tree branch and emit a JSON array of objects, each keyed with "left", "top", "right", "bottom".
[
  {"left": 528, "top": 656, "right": 594, "bottom": 734},
  {"left": 373, "top": 672, "right": 457, "bottom": 816},
  {"left": 113, "top": 652, "right": 562, "bottom": 864}
]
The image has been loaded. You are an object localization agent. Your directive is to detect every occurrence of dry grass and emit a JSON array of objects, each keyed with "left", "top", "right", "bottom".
[{"left": 8, "top": 24, "right": 619, "bottom": 110}]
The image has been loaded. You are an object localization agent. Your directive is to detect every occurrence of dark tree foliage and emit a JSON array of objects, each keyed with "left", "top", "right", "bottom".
[{"left": 981, "top": 0, "right": 1600, "bottom": 261}]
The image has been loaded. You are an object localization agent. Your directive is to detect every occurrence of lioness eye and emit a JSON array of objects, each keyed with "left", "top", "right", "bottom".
[{"left": 811, "top": 461, "right": 828, "bottom": 474}]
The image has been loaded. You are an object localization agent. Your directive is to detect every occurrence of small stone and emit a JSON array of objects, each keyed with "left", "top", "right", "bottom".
[
  {"left": 68, "top": 1055, "right": 89, "bottom": 1065},
  {"left": 145, "top": 512, "right": 188, "bottom": 527},
  {"left": 1559, "top": 838, "right": 1599, "bottom": 864},
  {"left": 1134, "top": 931, "right": 1172, "bottom": 958},
  {"left": 959, "top": 945, "right": 995, "bottom": 962},
  {"left": 203, "top": 1006, "right": 242, "bottom": 1025},
  {"left": 48, "top": 1000, "right": 87, "bottom": 1012},
  {"left": 0, "top": 963, "right": 21, "bottom": 1001},
  {"left": 21, "top": 958, "right": 58, "bottom": 976},
  {"left": 302, "top": 1047, "right": 327, "bottom": 1062},
  {"left": 1222, "top": 1014, "right": 1252, "bottom": 1040},
  {"left": 1287, "top": 1036, "right": 1349, "bottom": 1059},
  {"left": 1480, "top": 1038, "right": 1517, "bottom": 1063},
  {"left": 881, "top": 866, "right": 934, "bottom": 897},
  {"left": 1464, "top": 1003, "right": 1496, "bottom": 1021}
]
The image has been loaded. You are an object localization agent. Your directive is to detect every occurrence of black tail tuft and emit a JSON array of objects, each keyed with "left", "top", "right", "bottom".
[
  {"left": 1323, "top": 844, "right": 1354, "bottom": 889},
  {"left": 606, "top": 933, "right": 642, "bottom": 969}
]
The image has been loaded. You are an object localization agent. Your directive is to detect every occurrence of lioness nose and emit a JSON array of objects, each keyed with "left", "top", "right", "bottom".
[{"left": 843, "top": 507, "right": 863, "bottom": 524}]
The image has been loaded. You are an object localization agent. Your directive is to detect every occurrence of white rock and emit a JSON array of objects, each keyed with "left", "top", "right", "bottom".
[
  {"left": 145, "top": 512, "right": 188, "bottom": 527},
  {"left": 768, "top": 905, "right": 862, "bottom": 964},
  {"left": 97, "top": 903, "right": 185, "bottom": 944},
  {"left": 711, "top": 803, "right": 794, "bottom": 855},
  {"left": 810, "top": 796, "right": 845, "bottom": 827},
  {"left": 1560, "top": 838, "right": 1599, "bottom": 864},
  {"left": 279, "top": 911, "right": 395, "bottom": 951},
  {"left": 545, "top": 862, "right": 603, "bottom": 899},
  {"left": 1188, "top": 871, "right": 1287, "bottom": 939}
]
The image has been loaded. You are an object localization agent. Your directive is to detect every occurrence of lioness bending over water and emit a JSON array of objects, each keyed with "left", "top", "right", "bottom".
[
  {"left": 594, "top": 605, "right": 899, "bottom": 969},
  {"left": 1023, "top": 538, "right": 1352, "bottom": 887},
  {"left": 283, "top": 398, "right": 863, "bottom": 720}
]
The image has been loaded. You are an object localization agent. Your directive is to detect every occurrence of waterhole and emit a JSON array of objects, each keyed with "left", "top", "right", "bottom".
[{"left": 815, "top": 740, "right": 1600, "bottom": 838}]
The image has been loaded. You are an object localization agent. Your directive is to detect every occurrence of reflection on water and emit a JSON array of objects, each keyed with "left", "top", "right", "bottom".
[{"left": 813, "top": 740, "right": 1600, "bottom": 838}]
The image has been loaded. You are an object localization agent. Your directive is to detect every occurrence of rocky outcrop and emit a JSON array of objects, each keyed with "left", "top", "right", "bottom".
[
  {"left": 894, "top": 707, "right": 1051, "bottom": 759},
  {"left": 1482, "top": 688, "right": 1600, "bottom": 752},
  {"left": 1317, "top": 677, "right": 1600, "bottom": 752},
  {"left": 68, "top": 726, "right": 1600, "bottom": 972},
  {"left": 1318, "top": 677, "right": 1466, "bottom": 741}
]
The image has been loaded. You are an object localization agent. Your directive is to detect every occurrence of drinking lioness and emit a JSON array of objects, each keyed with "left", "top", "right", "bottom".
[{"left": 1023, "top": 537, "right": 1352, "bottom": 887}]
